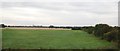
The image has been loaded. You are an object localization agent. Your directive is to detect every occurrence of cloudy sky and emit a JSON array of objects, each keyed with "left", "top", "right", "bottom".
[{"left": 0, "top": 0, "right": 119, "bottom": 26}]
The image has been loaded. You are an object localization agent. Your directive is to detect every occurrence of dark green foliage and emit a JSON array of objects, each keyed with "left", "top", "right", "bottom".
[
  {"left": 49, "top": 25, "right": 54, "bottom": 28},
  {"left": 82, "top": 24, "right": 119, "bottom": 49},
  {"left": 86, "top": 28, "right": 94, "bottom": 34},
  {"left": 71, "top": 27, "right": 81, "bottom": 30},
  {"left": 118, "top": 27, "right": 120, "bottom": 48},
  {"left": 82, "top": 26, "right": 94, "bottom": 34},
  {"left": 94, "top": 24, "right": 112, "bottom": 39},
  {"left": 104, "top": 28, "right": 118, "bottom": 42},
  {"left": 0, "top": 24, "right": 6, "bottom": 28}
]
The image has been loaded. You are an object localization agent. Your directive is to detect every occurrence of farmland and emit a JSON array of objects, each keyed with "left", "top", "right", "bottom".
[{"left": 2, "top": 28, "right": 116, "bottom": 49}]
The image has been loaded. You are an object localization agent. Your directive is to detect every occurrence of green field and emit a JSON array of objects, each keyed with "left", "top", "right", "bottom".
[{"left": 2, "top": 29, "right": 116, "bottom": 49}]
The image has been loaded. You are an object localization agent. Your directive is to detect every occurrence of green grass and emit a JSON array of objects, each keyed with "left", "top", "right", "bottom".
[{"left": 2, "top": 29, "right": 116, "bottom": 49}]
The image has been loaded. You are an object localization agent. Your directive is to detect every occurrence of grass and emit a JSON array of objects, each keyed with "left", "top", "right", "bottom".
[{"left": 2, "top": 29, "right": 116, "bottom": 49}]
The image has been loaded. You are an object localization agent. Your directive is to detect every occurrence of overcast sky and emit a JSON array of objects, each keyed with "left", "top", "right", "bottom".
[{"left": 0, "top": 0, "right": 119, "bottom": 26}]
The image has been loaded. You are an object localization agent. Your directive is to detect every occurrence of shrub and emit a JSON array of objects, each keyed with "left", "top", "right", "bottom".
[
  {"left": 81, "top": 26, "right": 94, "bottom": 34},
  {"left": 94, "top": 24, "right": 112, "bottom": 39},
  {"left": 104, "top": 28, "right": 118, "bottom": 42}
]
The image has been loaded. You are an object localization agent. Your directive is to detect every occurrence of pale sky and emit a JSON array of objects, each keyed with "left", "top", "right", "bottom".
[{"left": 0, "top": 0, "right": 119, "bottom": 26}]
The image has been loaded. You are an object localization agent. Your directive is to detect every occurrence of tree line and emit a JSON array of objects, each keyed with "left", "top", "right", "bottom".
[
  {"left": 0, "top": 24, "right": 80, "bottom": 29},
  {"left": 81, "top": 24, "right": 119, "bottom": 48}
]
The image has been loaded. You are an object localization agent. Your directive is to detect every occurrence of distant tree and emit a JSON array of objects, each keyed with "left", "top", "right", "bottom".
[
  {"left": 0, "top": 24, "right": 6, "bottom": 28},
  {"left": 94, "top": 24, "right": 111, "bottom": 39},
  {"left": 72, "top": 27, "right": 81, "bottom": 30},
  {"left": 40, "top": 25, "right": 43, "bottom": 27},
  {"left": 81, "top": 26, "right": 94, "bottom": 34},
  {"left": 49, "top": 25, "right": 54, "bottom": 28},
  {"left": 7, "top": 25, "right": 10, "bottom": 27}
]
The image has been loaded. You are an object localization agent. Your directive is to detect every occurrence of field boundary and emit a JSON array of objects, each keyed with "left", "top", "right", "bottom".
[{"left": 4, "top": 27, "right": 71, "bottom": 30}]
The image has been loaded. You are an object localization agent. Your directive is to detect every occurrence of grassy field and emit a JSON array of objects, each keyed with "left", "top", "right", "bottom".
[{"left": 2, "top": 29, "right": 116, "bottom": 49}]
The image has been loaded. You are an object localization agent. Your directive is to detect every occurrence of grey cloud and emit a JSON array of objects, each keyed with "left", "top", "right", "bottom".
[
  {"left": 1, "top": 2, "right": 118, "bottom": 26},
  {"left": 0, "top": 0, "right": 119, "bottom": 2}
]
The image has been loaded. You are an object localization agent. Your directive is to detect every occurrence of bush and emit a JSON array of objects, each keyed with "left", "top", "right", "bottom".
[
  {"left": 81, "top": 26, "right": 94, "bottom": 34},
  {"left": 104, "top": 28, "right": 118, "bottom": 42},
  {"left": 82, "top": 24, "right": 119, "bottom": 48},
  {"left": 85, "top": 28, "right": 94, "bottom": 34},
  {"left": 118, "top": 27, "right": 120, "bottom": 48},
  {"left": 94, "top": 24, "right": 112, "bottom": 39}
]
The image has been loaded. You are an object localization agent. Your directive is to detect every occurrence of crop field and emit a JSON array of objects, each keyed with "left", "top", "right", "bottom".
[{"left": 2, "top": 28, "right": 116, "bottom": 49}]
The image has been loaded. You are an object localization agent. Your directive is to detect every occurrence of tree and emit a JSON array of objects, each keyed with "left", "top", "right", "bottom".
[
  {"left": 104, "top": 28, "right": 118, "bottom": 42},
  {"left": 94, "top": 24, "right": 111, "bottom": 39},
  {"left": 0, "top": 24, "right": 6, "bottom": 28},
  {"left": 71, "top": 27, "right": 81, "bottom": 30},
  {"left": 81, "top": 26, "right": 94, "bottom": 34},
  {"left": 49, "top": 25, "right": 54, "bottom": 28}
]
